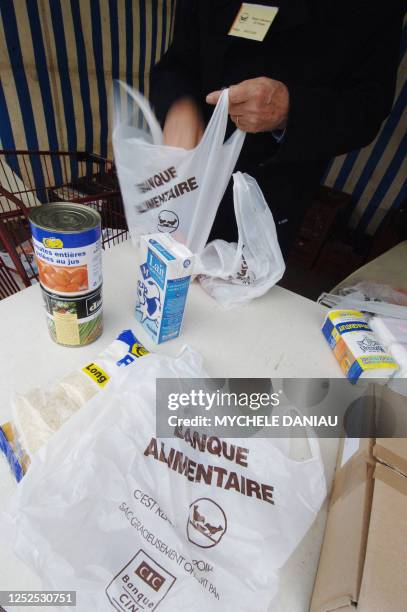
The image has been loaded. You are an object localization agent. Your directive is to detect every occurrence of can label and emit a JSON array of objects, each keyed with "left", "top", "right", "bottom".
[
  {"left": 31, "top": 225, "right": 102, "bottom": 295},
  {"left": 42, "top": 285, "right": 103, "bottom": 347}
]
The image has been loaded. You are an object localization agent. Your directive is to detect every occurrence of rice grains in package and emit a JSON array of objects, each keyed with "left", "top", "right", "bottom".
[{"left": 11, "top": 330, "right": 149, "bottom": 462}]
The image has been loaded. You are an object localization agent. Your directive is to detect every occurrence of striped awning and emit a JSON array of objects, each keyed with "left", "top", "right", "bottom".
[
  {"left": 324, "top": 15, "right": 406, "bottom": 236},
  {"left": 0, "top": 1, "right": 405, "bottom": 236},
  {"left": 0, "top": 0, "right": 175, "bottom": 161}
]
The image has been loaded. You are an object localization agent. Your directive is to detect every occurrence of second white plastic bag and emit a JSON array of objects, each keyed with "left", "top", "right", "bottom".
[
  {"left": 1, "top": 350, "right": 326, "bottom": 612},
  {"left": 197, "top": 172, "right": 286, "bottom": 308}
]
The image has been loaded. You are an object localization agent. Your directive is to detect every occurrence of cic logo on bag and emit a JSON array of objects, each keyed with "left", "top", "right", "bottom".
[
  {"left": 136, "top": 560, "right": 165, "bottom": 592},
  {"left": 106, "top": 549, "right": 176, "bottom": 611}
]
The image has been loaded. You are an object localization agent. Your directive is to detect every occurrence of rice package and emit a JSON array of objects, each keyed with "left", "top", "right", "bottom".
[{"left": 11, "top": 329, "right": 149, "bottom": 461}]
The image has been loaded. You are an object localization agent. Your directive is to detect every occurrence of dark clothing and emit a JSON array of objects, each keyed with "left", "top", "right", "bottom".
[{"left": 150, "top": 1, "right": 404, "bottom": 255}]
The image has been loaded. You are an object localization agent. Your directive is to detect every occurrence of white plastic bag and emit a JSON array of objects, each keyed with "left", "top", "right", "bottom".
[
  {"left": 1, "top": 350, "right": 326, "bottom": 612},
  {"left": 338, "top": 282, "right": 407, "bottom": 306},
  {"left": 113, "top": 82, "right": 245, "bottom": 253},
  {"left": 197, "top": 172, "right": 286, "bottom": 308}
]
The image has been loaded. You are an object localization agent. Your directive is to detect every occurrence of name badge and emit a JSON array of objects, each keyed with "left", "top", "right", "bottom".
[{"left": 229, "top": 3, "right": 279, "bottom": 41}]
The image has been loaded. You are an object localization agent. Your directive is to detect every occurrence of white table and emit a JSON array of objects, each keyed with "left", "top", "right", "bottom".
[{"left": 0, "top": 241, "right": 341, "bottom": 612}]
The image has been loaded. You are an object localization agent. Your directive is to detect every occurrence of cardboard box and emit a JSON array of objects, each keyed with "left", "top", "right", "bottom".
[
  {"left": 357, "top": 462, "right": 407, "bottom": 611},
  {"left": 311, "top": 387, "right": 407, "bottom": 612},
  {"left": 374, "top": 437, "right": 407, "bottom": 476},
  {"left": 310, "top": 438, "right": 375, "bottom": 612},
  {"left": 373, "top": 384, "right": 407, "bottom": 478}
]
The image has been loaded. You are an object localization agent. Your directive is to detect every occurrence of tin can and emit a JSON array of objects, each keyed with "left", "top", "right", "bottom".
[
  {"left": 41, "top": 284, "right": 103, "bottom": 347},
  {"left": 29, "top": 203, "right": 102, "bottom": 296}
]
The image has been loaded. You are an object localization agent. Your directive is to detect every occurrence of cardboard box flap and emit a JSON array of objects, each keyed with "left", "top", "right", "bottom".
[
  {"left": 310, "top": 439, "right": 374, "bottom": 612},
  {"left": 310, "top": 594, "right": 356, "bottom": 612},
  {"left": 330, "top": 444, "right": 374, "bottom": 506},
  {"left": 374, "top": 460, "right": 407, "bottom": 495},
  {"left": 373, "top": 383, "right": 407, "bottom": 477},
  {"left": 310, "top": 596, "right": 356, "bottom": 612},
  {"left": 374, "top": 438, "right": 407, "bottom": 479},
  {"left": 357, "top": 463, "right": 407, "bottom": 611}
]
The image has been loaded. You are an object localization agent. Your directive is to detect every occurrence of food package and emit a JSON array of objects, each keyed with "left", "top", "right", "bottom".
[{"left": 11, "top": 329, "right": 149, "bottom": 462}]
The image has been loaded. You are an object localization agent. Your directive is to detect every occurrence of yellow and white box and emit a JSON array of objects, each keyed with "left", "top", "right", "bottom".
[{"left": 322, "top": 309, "right": 398, "bottom": 383}]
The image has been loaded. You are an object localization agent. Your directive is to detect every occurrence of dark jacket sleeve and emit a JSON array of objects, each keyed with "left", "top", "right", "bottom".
[
  {"left": 277, "top": 8, "right": 404, "bottom": 162},
  {"left": 150, "top": 0, "right": 202, "bottom": 126}
]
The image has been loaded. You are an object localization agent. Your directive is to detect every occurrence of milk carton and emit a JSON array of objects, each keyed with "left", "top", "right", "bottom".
[{"left": 136, "top": 233, "right": 194, "bottom": 344}]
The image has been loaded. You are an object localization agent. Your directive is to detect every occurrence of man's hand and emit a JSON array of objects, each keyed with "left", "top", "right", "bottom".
[
  {"left": 206, "top": 77, "right": 289, "bottom": 133},
  {"left": 163, "top": 97, "right": 205, "bottom": 149}
]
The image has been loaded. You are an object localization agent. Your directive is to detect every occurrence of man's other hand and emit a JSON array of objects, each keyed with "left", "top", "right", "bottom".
[
  {"left": 206, "top": 77, "right": 289, "bottom": 133},
  {"left": 163, "top": 98, "right": 205, "bottom": 149}
]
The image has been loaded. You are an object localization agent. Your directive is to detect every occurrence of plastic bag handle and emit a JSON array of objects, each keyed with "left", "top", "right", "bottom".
[
  {"left": 233, "top": 172, "right": 286, "bottom": 272},
  {"left": 114, "top": 80, "right": 163, "bottom": 145},
  {"left": 197, "top": 88, "right": 241, "bottom": 152},
  {"left": 114, "top": 81, "right": 241, "bottom": 152},
  {"left": 233, "top": 171, "right": 285, "bottom": 267}
]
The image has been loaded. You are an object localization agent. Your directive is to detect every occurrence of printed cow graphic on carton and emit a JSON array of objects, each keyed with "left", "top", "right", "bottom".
[{"left": 136, "top": 278, "right": 162, "bottom": 326}]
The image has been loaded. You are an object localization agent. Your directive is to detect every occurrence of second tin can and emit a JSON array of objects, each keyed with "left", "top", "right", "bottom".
[
  {"left": 29, "top": 203, "right": 102, "bottom": 296},
  {"left": 41, "top": 284, "right": 103, "bottom": 347}
]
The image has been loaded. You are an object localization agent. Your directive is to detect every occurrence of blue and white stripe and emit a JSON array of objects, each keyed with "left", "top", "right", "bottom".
[
  {"left": 0, "top": 0, "right": 174, "bottom": 160},
  {"left": 324, "top": 16, "right": 407, "bottom": 235}
]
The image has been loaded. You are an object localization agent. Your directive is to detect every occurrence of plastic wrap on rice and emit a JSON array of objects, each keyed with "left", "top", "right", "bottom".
[{"left": 11, "top": 329, "right": 149, "bottom": 463}]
